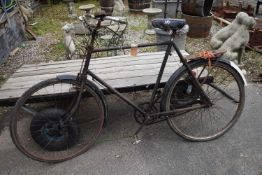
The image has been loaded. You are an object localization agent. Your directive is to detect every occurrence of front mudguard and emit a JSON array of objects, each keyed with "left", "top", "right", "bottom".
[{"left": 56, "top": 74, "right": 108, "bottom": 127}]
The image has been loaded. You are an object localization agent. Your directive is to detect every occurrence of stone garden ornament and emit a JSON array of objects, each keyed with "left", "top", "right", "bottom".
[
  {"left": 210, "top": 12, "right": 256, "bottom": 63},
  {"left": 113, "top": 0, "right": 125, "bottom": 16},
  {"left": 62, "top": 23, "right": 76, "bottom": 59}
]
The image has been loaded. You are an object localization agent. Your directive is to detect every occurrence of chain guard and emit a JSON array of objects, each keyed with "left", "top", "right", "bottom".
[{"left": 133, "top": 102, "right": 159, "bottom": 124}]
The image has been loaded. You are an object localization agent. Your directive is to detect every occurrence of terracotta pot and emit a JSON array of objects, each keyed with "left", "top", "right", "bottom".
[
  {"left": 182, "top": 0, "right": 213, "bottom": 16},
  {"left": 183, "top": 13, "right": 213, "bottom": 38}
]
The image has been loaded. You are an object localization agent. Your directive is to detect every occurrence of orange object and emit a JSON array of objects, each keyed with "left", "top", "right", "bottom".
[
  {"left": 198, "top": 50, "right": 215, "bottom": 59},
  {"left": 198, "top": 50, "right": 215, "bottom": 68},
  {"left": 131, "top": 44, "right": 138, "bottom": 57}
]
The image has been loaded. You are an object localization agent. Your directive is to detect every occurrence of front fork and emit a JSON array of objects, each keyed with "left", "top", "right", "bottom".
[{"left": 62, "top": 74, "right": 86, "bottom": 124}]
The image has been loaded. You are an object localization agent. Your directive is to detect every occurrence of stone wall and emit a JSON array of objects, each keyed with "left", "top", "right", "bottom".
[{"left": 0, "top": 9, "right": 25, "bottom": 63}]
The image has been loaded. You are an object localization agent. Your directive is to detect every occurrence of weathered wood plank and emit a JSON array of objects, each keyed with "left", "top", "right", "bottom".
[
  {"left": 19, "top": 51, "right": 187, "bottom": 69},
  {"left": 12, "top": 57, "right": 181, "bottom": 78},
  {"left": 0, "top": 73, "right": 172, "bottom": 99},
  {"left": 1, "top": 65, "right": 181, "bottom": 90},
  {"left": 0, "top": 51, "right": 188, "bottom": 104},
  {"left": 14, "top": 51, "right": 186, "bottom": 75}
]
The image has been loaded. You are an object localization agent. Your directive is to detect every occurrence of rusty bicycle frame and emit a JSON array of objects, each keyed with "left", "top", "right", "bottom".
[{"left": 74, "top": 15, "right": 212, "bottom": 135}]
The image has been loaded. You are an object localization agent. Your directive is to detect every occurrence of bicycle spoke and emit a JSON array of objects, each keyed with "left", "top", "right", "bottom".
[
  {"left": 21, "top": 105, "right": 37, "bottom": 116},
  {"left": 166, "top": 60, "right": 244, "bottom": 141},
  {"left": 11, "top": 78, "right": 104, "bottom": 162},
  {"left": 208, "top": 83, "right": 239, "bottom": 103}
]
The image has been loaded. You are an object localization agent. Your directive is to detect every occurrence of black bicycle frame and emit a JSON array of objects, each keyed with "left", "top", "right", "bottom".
[{"left": 78, "top": 19, "right": 212, "bottom": 119}]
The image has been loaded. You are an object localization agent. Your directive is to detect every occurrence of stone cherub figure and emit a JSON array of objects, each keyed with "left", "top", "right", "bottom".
[{"left": 210, "top": 12, "right": 256, "bottom": 63}]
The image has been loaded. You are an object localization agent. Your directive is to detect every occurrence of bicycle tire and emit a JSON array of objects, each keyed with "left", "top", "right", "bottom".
[
  {"left": 10, "top": 78, "right": 105, "bottom": 163},
  {"left": 161, "top": 59, "right": 245, "bottom": 141}
]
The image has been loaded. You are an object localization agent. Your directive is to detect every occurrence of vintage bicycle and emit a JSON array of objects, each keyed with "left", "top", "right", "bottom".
[{"left": 10, "top": 12, "right": 246, "bottom": 162}]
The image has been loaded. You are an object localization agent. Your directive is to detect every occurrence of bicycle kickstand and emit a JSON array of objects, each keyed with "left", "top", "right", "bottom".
[{"left": 133, "top": 116, "right": 150, "bottom": 144}]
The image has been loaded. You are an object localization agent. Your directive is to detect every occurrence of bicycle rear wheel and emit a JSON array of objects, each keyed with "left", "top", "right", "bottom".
[
  {"left": 161, "top": 60, "right": 245, "bottom": 141},
  {"left": 10, "top": 78, "right": 104, "bottom": 162}
]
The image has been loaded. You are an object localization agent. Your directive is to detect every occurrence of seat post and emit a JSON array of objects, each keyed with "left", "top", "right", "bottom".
[{"left": 170, "top": 30, "right": 177, "bottom": 39}]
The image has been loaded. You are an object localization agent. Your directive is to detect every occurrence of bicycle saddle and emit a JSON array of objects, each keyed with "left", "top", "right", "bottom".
[{"left": 152, "top": 18, "right": 186, "bottom": 31}]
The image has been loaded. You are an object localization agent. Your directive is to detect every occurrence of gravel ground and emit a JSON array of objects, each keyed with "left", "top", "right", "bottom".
[{"left": 0, "top": 33, "right": 60, "bottom": 86}]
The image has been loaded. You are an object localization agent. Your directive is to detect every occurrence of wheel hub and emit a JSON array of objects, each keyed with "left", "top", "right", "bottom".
[{"left": 30, "top": 108, "right": 79, "bottom": 151}]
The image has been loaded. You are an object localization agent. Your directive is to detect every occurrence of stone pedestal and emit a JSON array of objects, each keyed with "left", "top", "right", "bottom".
[
  {"left": 79, "top": 4, "right": 95, "bottom": 15},
  {"left": 142, "top": 8, "right": 162, "bottom": 35}
]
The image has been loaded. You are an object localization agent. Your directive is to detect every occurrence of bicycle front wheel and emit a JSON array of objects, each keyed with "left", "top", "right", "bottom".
[
  {"left": 161, "top": 60, "right": 245, "bottom": 141},
  {"left": 10, "top": 78, "right": 104, "bottom": 162}
]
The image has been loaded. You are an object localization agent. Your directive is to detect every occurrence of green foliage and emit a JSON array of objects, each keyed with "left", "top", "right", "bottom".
[
  {"left": 48, "top": 42, "right": 65, "bottom": 60},
  {"left": 31, "top": 18, "right": 61, "bottom": 36}
]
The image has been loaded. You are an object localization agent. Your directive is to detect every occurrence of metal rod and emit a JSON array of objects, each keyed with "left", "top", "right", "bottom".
[
  {"left": 87, "top": 70, "right": 147, "bottom": 115},
  {"left": 164, "top": 0, "right": 168, "bottom": 18},
  {"left": 175, "top": 0, "right": 180, "bottom": 17},
  {"left": 208, "top": 83, "right": 239, "bottom": 103},
  {"left": 147, "top": 41, "right": 173, "bottom": 110},
  {"left": 149, "top": 104, "right": 207, "bottom": 117}
]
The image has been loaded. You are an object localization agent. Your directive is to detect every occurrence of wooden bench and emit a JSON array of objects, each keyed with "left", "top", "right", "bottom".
[{"left": 0, "top": 51, "right": 189, "bottom": 106}]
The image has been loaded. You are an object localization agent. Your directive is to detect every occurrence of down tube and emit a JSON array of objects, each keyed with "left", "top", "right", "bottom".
[{"left": 87, "top": 70, "right": 147, "bottom": 115}]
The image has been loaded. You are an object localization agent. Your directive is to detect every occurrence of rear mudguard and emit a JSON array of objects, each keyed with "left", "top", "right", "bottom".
[
  {"left": 216, "top": 58, "right": 247, "bottom": 86},
  {"left": 57, "top": 75, "right": 108, "bottom": 127}
]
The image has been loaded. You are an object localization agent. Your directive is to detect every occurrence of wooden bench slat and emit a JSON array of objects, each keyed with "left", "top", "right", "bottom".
[
  {"left": 1, "top": 65, "right": 181, "bottom": 91},
  {"left": 6, "top": 62, "right": 181, "bottom": 85},
  {"left": 18, "top": 52, "right": 164, "bottom": 70},
  {"left": 12, "top": 57, "right": 181, "bottom": 78},
  {"left": 0, "top": 51, "right": 189, "bottom": 104},
  {"left": 0, "top": 73, "right": 172, "bottom": 99},
  {"left": 19, "top": 51, "right": 187, "bottom": 69},
  {"left": 15, "top": 51, "right": 187, "bottom": 75}
]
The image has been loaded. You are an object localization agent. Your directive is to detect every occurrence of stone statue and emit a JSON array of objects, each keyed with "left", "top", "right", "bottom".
[
  {"left": 113, "top": 0, "right": 125, "bottom": 16},
  {"left": 62, "top": 23, "right": 76, "bottom": 59},
  {"left": 210, "top": 12, "right": 256, "bottom": 63}
]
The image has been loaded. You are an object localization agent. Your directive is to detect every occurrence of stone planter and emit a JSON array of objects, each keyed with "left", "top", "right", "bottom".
[
  {"left": 128, "top": 0, "right": 151, "bottom": 12},
  {"left": 155, "top": 25, "right": 189, "bottom": 51}
]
